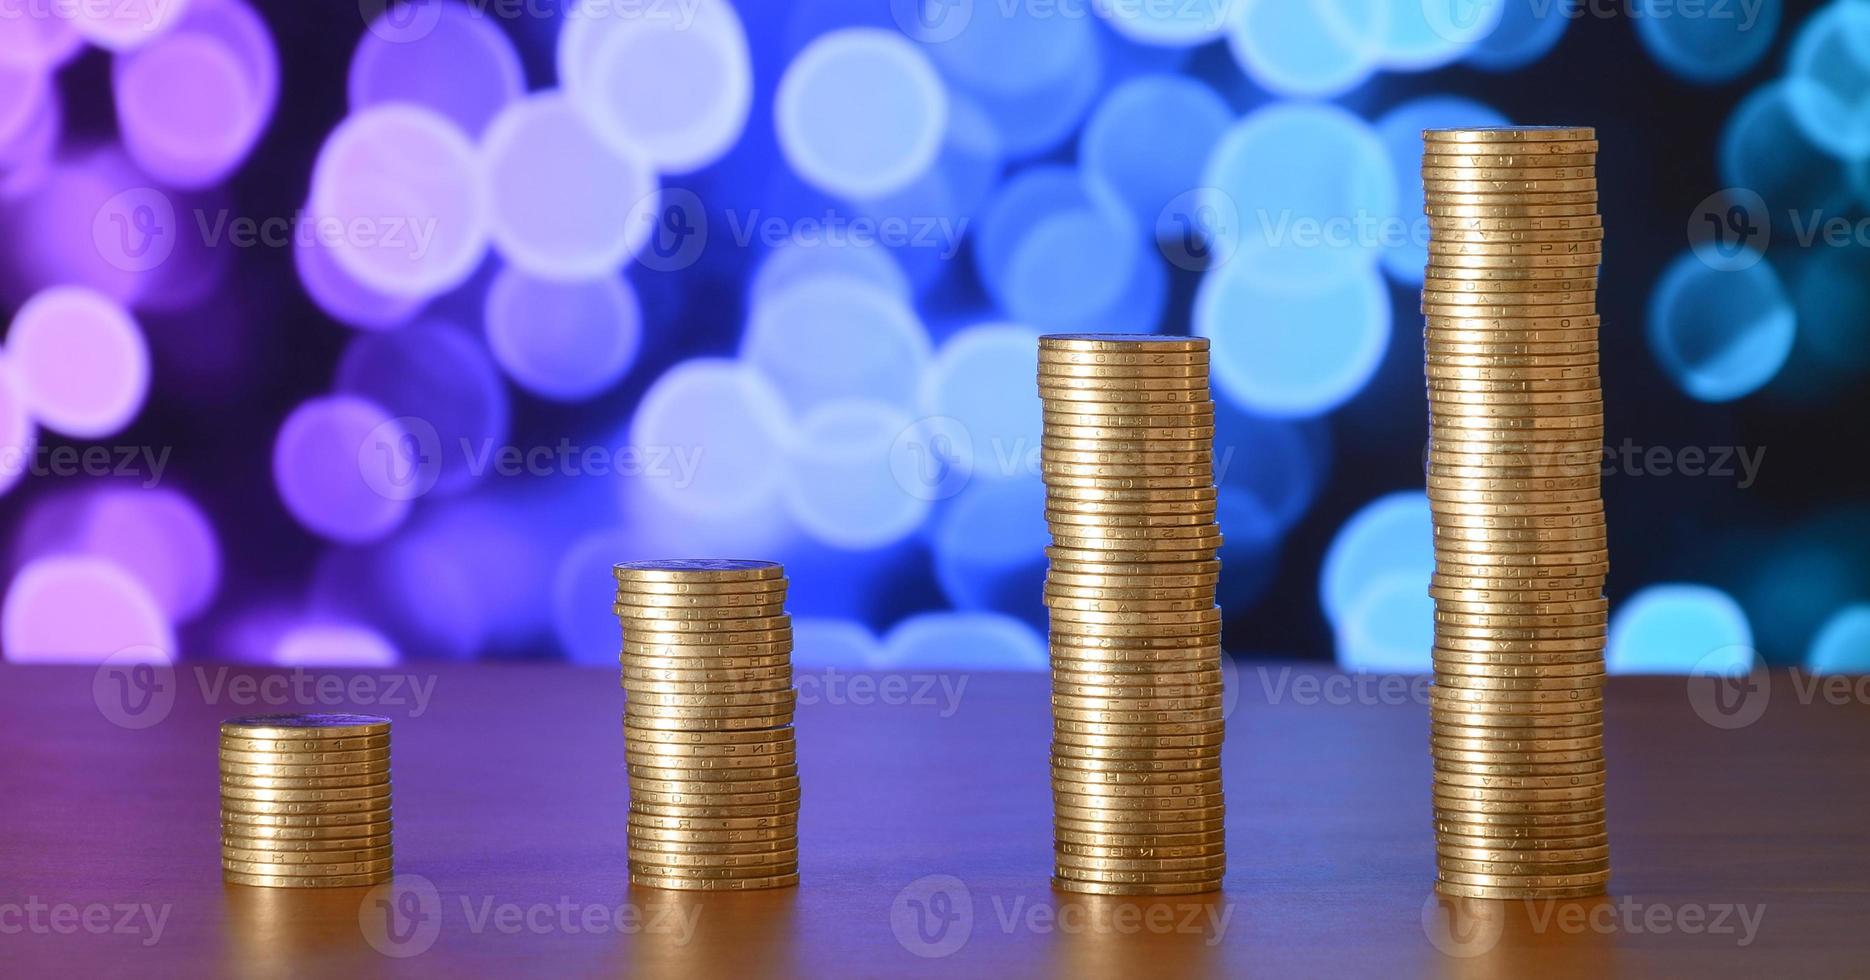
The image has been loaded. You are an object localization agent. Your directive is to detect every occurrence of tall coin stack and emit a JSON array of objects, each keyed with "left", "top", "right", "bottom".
[
  {"left": 219, "top": 714, "right": 394, "bottom": 888},
  {"left": 615, "top": 559, "right": 801, "bottom": 891},
  {"left": 1038, "top": 334, "right": 1226, "bottom": 897},
  {"left": 1421, "top": 126, "right": 1610, "bottom": 900}
]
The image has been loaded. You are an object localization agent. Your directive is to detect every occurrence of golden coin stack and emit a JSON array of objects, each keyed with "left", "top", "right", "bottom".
[
  {"left": 615, "top": 559, "right": 801, "bottom": 891},
  {"left": 219, "top": 713, "right": 393, "bottom": 888},
  {"left": 1421, "top": 126, "right": 1610, "bottom": 900},
  {"left": 1038, "top": 333, "right": 1225, "bottom": 897}
]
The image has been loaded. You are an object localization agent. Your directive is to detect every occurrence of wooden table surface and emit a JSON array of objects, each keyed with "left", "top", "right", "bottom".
[{"left": 0, "top": 662, "right": 1865, "bottom": 978}]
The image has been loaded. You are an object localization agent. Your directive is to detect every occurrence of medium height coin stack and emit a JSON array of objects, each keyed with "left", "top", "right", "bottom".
[
  {"left": 219, "top": 713, "right": 394, "bottom": 888},
  {"left": 1039, "top": 334, "right": 1225, "bottom": 896},
  {"left": 1422, "top": 126, "right": 1610, "bottom": 900},
  {"left": 615, "top": 559, "right": 801, "bottom": 891}
]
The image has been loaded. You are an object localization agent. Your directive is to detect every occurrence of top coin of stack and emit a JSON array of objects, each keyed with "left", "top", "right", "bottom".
[
  {"left": 219, "top": 713, "right": 394, "bottom": 888},
  {"left": 1420, "top": 126, "right": 1610, "bottom": 902},
  {"left": 614, "top": 559, "right": 801, "bottom": 892},
  {"left": 1037, "top": 333, "right": 1226, "bottom": 898}
]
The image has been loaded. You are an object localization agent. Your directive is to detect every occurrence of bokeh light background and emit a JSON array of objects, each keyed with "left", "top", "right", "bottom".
[{"left": 0, "top": 0, "right": 1865, "bottom": 676}]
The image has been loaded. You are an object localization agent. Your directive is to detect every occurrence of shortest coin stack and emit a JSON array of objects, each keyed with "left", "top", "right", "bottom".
[
  {"left": 615, "top": 559, "right": 801, "bottom": 891},
  {"left": 220, "top": 713, "right": 394, "bottom": 888}
]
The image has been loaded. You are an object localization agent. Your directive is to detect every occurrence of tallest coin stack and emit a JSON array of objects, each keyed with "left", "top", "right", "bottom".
[
  {"left": 1421, "top": 127, "right": 1611, "bottom": 900},
  {"left": 1039, "top": 334, "right": 1226, "bottom": 897}
]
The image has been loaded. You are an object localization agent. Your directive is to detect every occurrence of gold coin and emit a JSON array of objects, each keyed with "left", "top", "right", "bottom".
[
  {"left": 629, "top": 836, "right": 796, "bottom": 855},
  {"left": 1052, "top": 743, "right": 1222, "bottom": 764},
  {"left": 629, "top": 872, "right": 799, "bottom": 891},
  {"left": 623, "top": 664, "right": 792, "bottom": 684},
  {"left": 219, "top": 759, "right": 391, "bottom": 778},
  {"left": 625, "top": 762, "right": 798, "bottom": 783},
  {"left": 1427, "top": 382, "right": 1602, "bottom": 402},
  {"left": 1046, "top": 571, "right": 1219, "bottom": 592},
  {"left": 623, "top": 652, "right": 793, "bottom": 671},
  {"left": 1052, "top": 727, "right": 1224, "bottom": 747},
  {"left": 1038, "top": 362, "right": 1212, "bottom": 379},
  {"left": 627, "top": 753, "right": 799, "bottom": 775},
  {"left": 624, "top": 682, "right": 794, "bottom": 702},
  {"left": 624, "top": 710, "right": 795, "bottom": 730},
  {"left": 1043, "top": 477, "right": 1217, "bottom": 496},
  {"left": 1425, "top": 126, "right": 1594, "bottom": 142},
  {"left": 222, "top": 844, "right": 393, "bottom": 865},
  {"left": 1052, "top": 706, "right": 1224, "bottom": 726},
  {"left": 1054, "top": 853, "right": 1227, "bottom": 873},
  {"left": 1434, "top": 768, "right": 1607, "bottom": 790},
  {"left": 1433, "top": 746, "right": 1603, "bottom": 767},
  {"left": 220, "top": 783, "right": 391, "bottom": 803},
  {"left": 615, "top": 578, "right": 790, "bottom": 597},
  {"left": 218, "top": 748, "right": 390, "bottom": 766},
  {"left": 221, "top": 833, "right": 393, "bottom": 852},
  {"left": 623, "top": 727, "right": 795, "bottom": 746},
  {"left": 1053, "top": 865, "right": 1224, "bottom": 885},
  {"left": 1040, "top": 397, "right": 1215, "bottom": 417},
  {"left": 622, "top": 628, "right": 794, "bottom": 647},
  {"left": 1427, "top": 252, "right": 1600, "bottom": 270},
  {"left": 1037, "top": 372, "right": 1210, "bottom": 391},
  {"left": 1046, "top": 482, "right": 1217, "bottom": 501},
  {"left": 1047, "top": 549, "right": 1221, "bottom": 571},
  {"left": 628, "top": 826, "right": 795, "bottom": 845},
  {"left": 613, "top": 559, "right": 784, "bottom": 584},
  {"left": 217, "top": 818, "right": 394, "bottom": 840},
  {"left": 1432, "top": 682, "right": 1601, "bottom": 703},
  {"left": 1434, "top": 755, "right": 1604, "bottom": 776},
  {"left": 1432, "top": 808, "right": 1605, "bottom": 830},
  {"left": 1437, "top": 831, "right": 1608, "bottom": 851},
  {"left": 1039, "top": 333, "right": 1209, "bottom": 352},
  {"left": 1422, "top": 290, "right": 1599, "bottom": 310},
  {"left": 624, "top": 860, "right": 800, "bottom": 880},
  {"left": 223, "top": 870, "right": 391, "bottom": 888},
  {"left": 220, "top": 714, "right": 391, "bottom": 740},
  {"left": 1051, "top": 766, "right": 1221, "bottom": 786},
  {"left": 627, "top": 812, "right": 797, "bottom": 831},
  {"left": 1050, "top": 877, "right": 1219, "bottom": 896},
  {"left": 223, "top": 856, "right": 395, "bottom": 877},
  {"left": 1420, "top": 151, "right": 1597, "bottom": 168},
  {"left": 1425, "top": 325, "right": 1599, "bottom": 344},
  {"left": 629, "top": 781, "right": 801, "bottom": 802},
  {"left": 615, "top": 612, "right": 790, "bottom": 632},
  {"left": 1427, "top": 243, "right": 1601, "bottom": 261},
  {"left": 221, "top": 809, "right": 392, "bottom": 829},
  {"left": 218, "top": 734, "right": 389, "bottom": 754},
  {"left": 1051, "top": 752, "right": 1221, "bottom": 773},
  {"left": 1052, "top": 718, "right": 1223, "bottom": 738},
  {"left": 1045, "top": 588, "right": 1216, "bottom": 608},
  {"left": 1055, "top": 828, "right": 1225, "bottom": 847},
  {"left": 1043, "top": 424, "right": 1219, "bottom": 444},
  {"left": 1433, "top": 509, "right": 1605, "bottom": 529},
  {"left": 1424, "top": 203, "right": 1598, "bottom": 221},
  {"left": 1041, "top": 493, "right": 1219, "bottom": 515},
  {"left": 1055, "top": 816, "right": 1226, "bottom": 836},
  {"left": 1051, "top": 694, "right": 1225, "bottom": 715},
  {"left": 1040, "top": 384, "right": 1211, "bottom": 403},
  {"left": 1055, "top": 840, "right": 1225, "bottom": 860},
  {"left": 1423, "top": 304, "right": 1599, "bottom": 322},
  {"left": 1044, "top": 595, "right": 1217, "bottom": 615},
  {"left": 221, "top": 797, "right": 392, "bottom": 819},
  {"left": 628, "top": 801, "right": 800, "bottom": 819},
  {"left": 1433, "top": 657, "right": 1604, "bottom": 677},
  {"left": 627, "top": 848, "right": 798, "bottom": 869},
  {"left": 1044, "top": 522, "right": 1222, "bottom": 543},
  {"left": 1431, "top": 722, "right": 1603, "bottom": 745},
  {"left": 1421, "top": 167, "right": 1594, "bottom": 183},
  {"left": 1433, "top": 645, "right": 1605, "bottom": 664},
  {"left": 1425, "top": 187, "right": 1598, "bottom": 204},
  {"left": 1042, "top": 451, "right": 1214, "bottom": 471},
  {"left": 625, "top": 687, "right": 796, "bottom": 706},
  {"left": 1041, "top": 439, "right": 1214, "bottom": 460},
  {"left": 1435, "top": 880, "right": 1606, "bottom": 900},
  {"left": 614, "top": 588, "right": 789, "bottom": 608},
  {"left": 1436, "top": 867, "right": 1610, "bottom": 889},
  {"left": 1047, "top": 605, "right": 1220, "bottom": 625},
  {"left": 1426, "top": 217, "right": 1603, "bottom": 237},
  {"left": 614, "top": 602, "right": 788, "bottom": 622}
]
